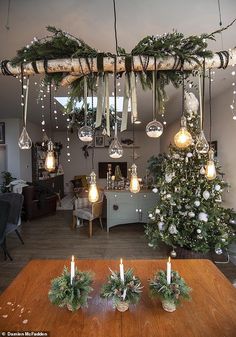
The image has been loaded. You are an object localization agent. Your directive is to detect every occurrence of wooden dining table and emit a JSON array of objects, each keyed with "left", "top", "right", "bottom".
[{"left": 0, "top": 259, "right": 236, "bottom": 337}]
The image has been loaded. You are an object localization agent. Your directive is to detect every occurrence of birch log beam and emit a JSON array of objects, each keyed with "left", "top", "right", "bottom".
[{"left": 1, "top": 48, "right": 236, "bottom": 87}]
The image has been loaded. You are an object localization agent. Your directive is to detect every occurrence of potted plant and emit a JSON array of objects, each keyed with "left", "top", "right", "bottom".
[
  {"left": 48, "top": 267, "right": 94, "bottom": 311},
  {"left": 100, "top": 268, "right": 143, "bottom": 312},
  {"left": 149, "top": 270, "right": 191, "bottom": 312}
]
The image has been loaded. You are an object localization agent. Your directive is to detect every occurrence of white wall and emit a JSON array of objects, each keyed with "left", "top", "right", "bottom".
[
  {"left": 0, "top": 118, "right": 41, "bottom": 182},
  {"left": 54, "top": 130, "right": 160, "bottom": 193}
]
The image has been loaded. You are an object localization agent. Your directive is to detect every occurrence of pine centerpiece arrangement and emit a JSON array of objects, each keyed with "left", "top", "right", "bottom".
[
  {"left": 149, "top": 269, "right": 191, "bottom": 312},
  {"left": 48, "top": 265, "right": 94, "bottom": 312},
  {"left": 100, "top": 262, "right": 143, "bottom": 312}
]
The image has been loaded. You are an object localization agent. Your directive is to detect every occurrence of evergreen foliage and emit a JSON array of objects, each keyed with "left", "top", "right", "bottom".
[
  {"left": 145, "top": 94, "right": 235, "bottom": 253},
  {"left": 149, "top": 270, "right": 191, "bottom": 305},
  {"left": 48, "top": 266, "right": 93, "bottom": 311},
  {"left": 100, "top": 268, "right": 143, "bottom": 307}
]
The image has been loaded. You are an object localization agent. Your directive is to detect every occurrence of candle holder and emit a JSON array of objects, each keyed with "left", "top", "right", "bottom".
[
  {"left": 149, "top": 270, "right": 191, "bottom": 312},
  {"left": 48, "top": 266, "right": 94, "bottom": 311},
  {"left": 100, "top": 268, "right": 143, "bottom": 312}
]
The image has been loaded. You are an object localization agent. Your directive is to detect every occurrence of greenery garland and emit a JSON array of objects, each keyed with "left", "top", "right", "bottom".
[{"left": 8, "top": 21, "right": 235, "bottom": 114}]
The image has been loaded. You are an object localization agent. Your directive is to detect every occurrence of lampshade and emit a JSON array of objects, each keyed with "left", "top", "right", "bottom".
[
  {"left": 205, "top": 148, "right": 216, "bottom": 180},
  {"left": 146, "top": 119, "right": 163, "bottom": 138},
  {"left": 78, "top": 125, "right": 93, "bottom": 142},
  {"left": 129, "top": 163, "right": 140, "bottom": 193},
  {"left": 174, "top": 116, "right": 192, "bottom": 149},
  {"left": 45, "top": 140, "right": 56, "bottom": 172},
  {"left": 195, "top": 130, "right": 209, "bottom": 154},
  {"left": 88, "top": 171, "right": 99, "bottom": 203},
  {"left": 18, "top": 126, "right": 32, "bottom": 149}
]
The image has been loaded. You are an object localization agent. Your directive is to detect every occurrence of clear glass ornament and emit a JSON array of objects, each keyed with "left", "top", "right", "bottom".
[
  {"left": 18, "top": 126, "right": 32, "bottom": 149},
  {"left": 45, "top": 140, "right": 56, "bottom": 172},
  {"left": 146, "top": 119, "right": 163, "bottom": 138},
  {"left": 174, "top": 116, "right": 192, "bottom": 149},
  {"left": 129, "top": 163, "right": 140, "bottom": 193},
  {"left": 108, "top": 123, "right": 123, "bottom": 159},
  {"left": 78, "top": 125, "right": 93, "bottom": 142},
  {"left": 88, "top": 171, "right": 99, "bottom": 203},
  {"left": 205, "top": 148, "right": 216, "bottom": 180},
  {"left": 195, "top": 130, "right": 209, "bottom": 154}
]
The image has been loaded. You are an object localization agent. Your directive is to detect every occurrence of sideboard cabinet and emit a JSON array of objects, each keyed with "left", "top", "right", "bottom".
[{"left": 104, "top": 190, "right": 159, "bottom": 232}]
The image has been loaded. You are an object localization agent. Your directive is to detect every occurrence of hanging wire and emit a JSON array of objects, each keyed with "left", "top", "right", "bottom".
[
  {"left": 202, "top": 59, "right": 206, "bottom": 129},
  {"left": 20, "top": 64, "right": 25, "bottom": 126},
  {"left": 181, "top": 72, "right": 185, "bottom": 116},
  {"left": 5, "top": 0, "right": 11, "bottom": 30},
  {"left": 132, "top": 115, "right": 135, "bottom": 162},
  {"left": 91, "top": 72, "right": 95, "bottom": 170},
  {"left": 114, "top": 55, "right": 117, "bottom": 125},
  {"left": 217, "top": 0, "right": 224, "bottom": 49},
  {"left": 209, "top": 68, "right": 212, "bottom": 143},
  {"left": 49, "top": 81, "right": 53, "bottom": 140},
  {"left": 113, "top": 0, "right": 119, "bottom": 55},
  {"left": 153, "top": 57, "right": 157, "bottom": 120}
]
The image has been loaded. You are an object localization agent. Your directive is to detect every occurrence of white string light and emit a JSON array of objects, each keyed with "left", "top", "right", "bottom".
[{"left": 231, "top": 64, "right": 236, "bottom": 120}]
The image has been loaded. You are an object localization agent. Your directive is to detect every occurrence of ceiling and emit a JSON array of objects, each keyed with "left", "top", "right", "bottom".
[{"left": 0, "top": 0, "right": 235, "bottom": 131}]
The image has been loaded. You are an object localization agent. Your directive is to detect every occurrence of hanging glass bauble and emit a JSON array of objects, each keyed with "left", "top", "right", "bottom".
[
  {"left": 18, "top": 126, "right": 32, "bottom": 149},
  {"left": 195, "top": 130, "right": 209, "bottom": 154},
  {"left": 108, "top": 136, "right": 123, "bottom": 159},
  {"left": 174, "top": 116, "right": 192, "bottom": 149},
  {"left": 146, "top": 119, "right": 163, "bottom": 138},
  {"left": 78, "top": 125, "right": 93, "bottom": 142}
]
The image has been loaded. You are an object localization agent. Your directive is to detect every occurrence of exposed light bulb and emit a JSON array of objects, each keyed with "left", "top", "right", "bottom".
[
  {"left": 205, "top": 148, "right": 216, "bottom": 180},
  {"left": 195, "top": 130, "right": 209, "bottom": 154},
  {"left": 88, "top": 171, "right": 99, "bottom": 203},
  {"left": 18, "top": 127, "right": 32, "bottom": 149},
  {"left": 129, "top": 164, "right": 140, "bottom": 193},
  {"left": 146, "top": 119, "right": 163, "bottom": 138},
  {"left": 174, "top": 116, "right": 192, "bottom": 149},
  {"left": 78, "top": 125, "right": 93, "bottom": 142},
  {"left": 45, "top": 140, "right": 56, "bottom": 172}
]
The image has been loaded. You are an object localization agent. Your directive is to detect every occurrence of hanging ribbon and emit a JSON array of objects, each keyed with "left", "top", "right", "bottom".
[
  {"left": 121, "top": 73, "right": 130, "bottom": 131},
  {"left": 104, "top": 73, "right": 110, "bottom": 136},
  {"left": 130, "top": 71, "right": 138, "bottom": 123},
  {"left": 95, "top": 73, "right": 105, "bottom": 128},
  {"left": 24, "top": 77, "right": 30, "bottom": 127}
]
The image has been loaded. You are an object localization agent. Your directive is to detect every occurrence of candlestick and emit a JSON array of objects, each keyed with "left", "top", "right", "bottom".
[
  {"left": 70, "top": 255, "right": 75, "bottom": 285},
  {"left": 167, "top": 256, "right": 171, "bottom": 285},
  {"left": 119, "top": 258, "right": 125, "bottom": 283}
]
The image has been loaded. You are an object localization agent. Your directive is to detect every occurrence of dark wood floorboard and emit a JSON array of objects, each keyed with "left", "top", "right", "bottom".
[{"left": 0, "top": 210, "right": 235, "bottom": 293}]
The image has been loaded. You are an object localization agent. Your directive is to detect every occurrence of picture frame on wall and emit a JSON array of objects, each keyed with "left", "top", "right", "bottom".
[
  {"left": 0, "top": 122, "right": 5, "bottom": 144},
  {"left": 95, "top": 135, "right": 105, "bottom": 147},
  {"left": 209, "top": 140, "right": 217, "bottom": 157}
]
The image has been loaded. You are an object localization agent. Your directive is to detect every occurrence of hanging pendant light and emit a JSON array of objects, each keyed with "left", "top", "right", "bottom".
[
  {"left": 205, "top": 148, "right": 216, "bottom": 180},
  {"left": 18, "top": 74, "right": 32, "bottom": 150},
  {"left": 205, "top": 69, "right": 216, "bottom": 181},
  {"left": 129, "top": 163, "right": 140, "bottom": 193},
  {"left": 108, "top": 55, "right": 123, "bottom": 159},
  {"left": 78, "top": 77, "right": 93, "bottom": 142},
  {"left": 174, "top": 74, "right": 192, "bottom": 149},
  {"left": 45, "top": 140, "right": 56, "bottom": 172},
  {"left": 88, "top": 171, "right": 99, "bottom": 202},
  {"left": 195, "top": 68, "right": 209, "bottom": 154},
  {"left": 146, "top": 60, "right": 163, "bottom": 138},
  {"left": 45, "top": 82, "right": 56, "bottom": 172},
  {"left": 174, "top": 116, "right": 192, "bottom": 149}
]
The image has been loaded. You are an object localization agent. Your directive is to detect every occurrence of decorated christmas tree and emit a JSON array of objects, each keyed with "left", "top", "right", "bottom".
[{"left": 145, "top": 92, "right": 235, "bottom": 254}]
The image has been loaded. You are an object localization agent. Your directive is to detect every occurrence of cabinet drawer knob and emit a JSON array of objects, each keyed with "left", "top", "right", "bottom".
[{"left": 113, "top": 204, "right": 119, "bottom": 211}]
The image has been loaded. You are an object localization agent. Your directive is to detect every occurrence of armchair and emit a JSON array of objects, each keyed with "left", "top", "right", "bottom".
[{"left": 72, "top": 188, "right": 104, "bottom": 237}]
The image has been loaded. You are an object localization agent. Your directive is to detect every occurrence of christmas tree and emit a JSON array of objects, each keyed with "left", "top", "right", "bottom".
[{"left": 145, "top": 92, "right": 235, "bottom": 254}]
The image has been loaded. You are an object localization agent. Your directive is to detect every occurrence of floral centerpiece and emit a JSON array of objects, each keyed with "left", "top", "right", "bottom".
[
  {"left": 100, "top": 268, "right": 143, "bottom": 312},
  {"left": 48, "top": 266, "right": 94, "bottom": 311},
  {"left": 149, "top": 270, "right": 191, "bottom": 312}
]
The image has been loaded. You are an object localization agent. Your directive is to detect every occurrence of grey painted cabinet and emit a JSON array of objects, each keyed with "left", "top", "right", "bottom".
[{"left": 104, "top": 190, "right": 159, "bottom": 232}]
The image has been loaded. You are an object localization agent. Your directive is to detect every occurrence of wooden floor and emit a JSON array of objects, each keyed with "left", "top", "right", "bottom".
[{"left": 0, "top": 210, "right": 235, "bottom": 293}]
